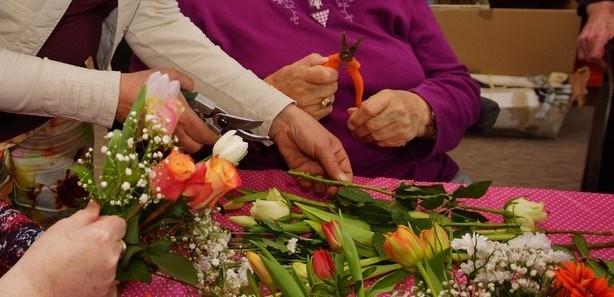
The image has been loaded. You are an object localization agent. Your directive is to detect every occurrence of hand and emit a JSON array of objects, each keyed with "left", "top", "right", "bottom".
[
  {"left": 119, "top": 69, "right": 218, "bottom": 152},
  {"left": 0, "top": 201, "right": 126, "bottom": 297},
  {"left": 265, "top": 53, "right": 338, "bottom": 120},
  {"left": 347, "top": 89, "right": 434, "bottom": 147},
  {"left": 578, "top": 1, "right": 614, "bottom": 68},
  {"left": 269, "top": 104, "right": 352, "bottom": 194}
]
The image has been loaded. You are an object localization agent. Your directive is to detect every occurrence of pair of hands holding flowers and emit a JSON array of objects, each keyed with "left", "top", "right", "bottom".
[{"left": 265, "top": 53, "right": 436, "bottom": 148}]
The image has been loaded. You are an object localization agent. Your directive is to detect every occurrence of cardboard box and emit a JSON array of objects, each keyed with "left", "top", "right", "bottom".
[{"left": 432, "top": 6, "right": 581, "bottom": 76}]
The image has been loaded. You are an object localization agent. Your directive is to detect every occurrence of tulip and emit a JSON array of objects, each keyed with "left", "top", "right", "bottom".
[
  {"left": 229, "top": 215, "right": 257, "bottom": 228},
  {"left": 383, "top": 225, "right": 426, "bottom": 268},
  {"left": 246, "top": 251, "right": 273, "bottom": 286},
  {"left": 150, "top": 150, "right": 199, "bottom": 201},
  {"left": 321, "top": 220, "right": 343, "bottom": 251},
  {"left": 292, "top": 262, "right": 308, "bottom": 280},
  {"left": 145, "top": 72, "right": 184, "bottom": 134},
  {"left": 312, "top": 249, "right": 335, "bottom": 280},
  {"left": 504, "top": 197, "right": 547, "bottom": 232},
  {"left": 212, "top": 130, "right": 248, "bottom": 165},
  {"left": 420, "top": 224, "right": 450, "bottom": 259},
  {"left": 186, "top": 156, "right": 241, "bottom": 209},
  {"left": 250, "top": 199, "right": 290, "bottom": 221}
]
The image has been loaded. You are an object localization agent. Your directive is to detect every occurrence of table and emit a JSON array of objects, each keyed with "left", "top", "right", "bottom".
[{"left": 122, "top": 169, "right": 614, "bottom": 297}]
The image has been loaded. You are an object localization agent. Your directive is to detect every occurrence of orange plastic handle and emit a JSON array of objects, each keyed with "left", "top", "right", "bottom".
[{"left": 323, "top": 54, "right": 364, "bottom": 108}]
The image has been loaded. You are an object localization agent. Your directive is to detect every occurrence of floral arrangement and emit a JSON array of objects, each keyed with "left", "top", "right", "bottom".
[
  {"left": 224, "top": 173, "right": 614, "bottom": 297},
  {"left": 72, "top": 72, "right": 249, "bottom": 295}
]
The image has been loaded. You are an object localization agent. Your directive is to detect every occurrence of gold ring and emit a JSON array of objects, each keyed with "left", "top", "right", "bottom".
[
  {"left": 120, "top": 240, "right": 127, "bottom": 257},
  {"left": 321, "top": 97, "right": 333, "bottom": 107}
]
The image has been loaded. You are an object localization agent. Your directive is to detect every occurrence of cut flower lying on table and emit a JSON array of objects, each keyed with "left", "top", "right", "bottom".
[{"left": 72, "top": 72, "right": 250, "bottom": 295}]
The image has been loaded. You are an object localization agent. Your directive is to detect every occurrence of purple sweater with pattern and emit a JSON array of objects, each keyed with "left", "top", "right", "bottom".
[{"left": 151, "top": 0, "right": 480, "bottom": 181}]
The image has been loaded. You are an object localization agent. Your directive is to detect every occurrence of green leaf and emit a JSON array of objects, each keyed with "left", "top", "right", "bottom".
[
  {"left": 258, "top": 252, "right": 307, "bottom": 297},
  {"left": 362, "top": 266, "right": 377, "bottom": 278},
  {"left": 354, "top": 202, "right": 393, "bottom": 225},
  {"left": 372, "top": 232, "right": 387, "bottom": 257},
  {"left": 336, "top": 186, "right": 374, "bottom": 206},
  {"left": 235, "top": 191, "right": 269, "bottom": 202},
  {"left": 149, "top": 253, "right": 199, "bottom": 286},
  {"left": 426, "top": 249, "right": 449, "bottom": 281},
  {"left": 246, "top": 270, "right": 264, "bottom": 297},
  {"left": 101, "top": 130, "right": 123, "bottom": 199},
  {"left": 117, "top": 258, "right": 151, "bottom": 283},
  {"left": 587, "top": 259, "right": 608, "bottom": 278},
  {"left": 366, "top": 269, "right": 409, "bottom": 297},
  {"left": 572, "top": 234, "right": 590, "bottom": 258},
  {"left": 420, "top": 195, "right": 446, "bottom": 210},
  {"left": 146, "top": 240, "right": 172, "bottom": 255},
  {"left": 450, "top": 209, "right": 488, "bottom": 223},
  {"left": 122, "top": 86, "right": 146, "bottom": 143},
  {"left": 356, "top": 244, "right": 378, "bottom": 258},
  {"left": 124, "top": 215, "right": 140, "bottom": 245},
  {"left": 121, "top": 245, "right": 144, "bottom": 268},
  {"left": 452, "top": 181, "right": 492, "bottom": 199}
]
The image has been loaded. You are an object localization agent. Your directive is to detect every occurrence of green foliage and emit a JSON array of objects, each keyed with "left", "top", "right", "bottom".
[
  {"left": 149, "top": 253, "right": 199, "bottom": 286},
  {"left": 366, "top": 269, "right": 409, "bottom": 297}
]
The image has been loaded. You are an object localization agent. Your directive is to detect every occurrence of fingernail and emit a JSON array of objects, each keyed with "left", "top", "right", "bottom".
[{"left": 337, "top": 173, "right": 350, "bottom": 182}]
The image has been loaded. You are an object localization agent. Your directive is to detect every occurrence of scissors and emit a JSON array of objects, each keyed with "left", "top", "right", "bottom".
[
  {"left": 323, "top": 32, "right": 364, "bottom": 108},
  {"left": 184, "top": 91, "right": 270, "bottom": 143}
]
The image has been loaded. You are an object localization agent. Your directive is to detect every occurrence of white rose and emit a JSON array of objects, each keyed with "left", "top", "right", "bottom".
[
  {"left": 250, "top": 199, "right": 290, "bottom": 221},
  {"left": 504, "top": 197, "right": 547, "bottom": 232},
  {"left": 212, "top": 130, "right": 248, "bottom": 165},
  {"left": 229, "top": 215, "right": 258, "bottom": 228}
]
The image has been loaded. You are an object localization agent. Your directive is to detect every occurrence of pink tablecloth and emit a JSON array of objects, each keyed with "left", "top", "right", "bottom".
[{"left": 122, "top": 169, "right": 614, "bottom": 297}]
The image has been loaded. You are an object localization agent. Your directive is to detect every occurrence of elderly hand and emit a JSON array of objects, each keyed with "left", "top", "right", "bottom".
[
  {"left": 119, "top": 69, "right": 218, "bottom": 152},
  {"left": 270, "top": 104, "right": 352, "bottom": 194},
  {"left": 265, "top": 53, "right": 339, "bottom": 120},
  {"left": 0, "top": 201, "right": 126, "bottom": 297},
  {"left": 347, "top": 89, "right": 434, "bottom": 147},
  {"left": 578, "top": 1, "right": 614, "bottom": 67}
]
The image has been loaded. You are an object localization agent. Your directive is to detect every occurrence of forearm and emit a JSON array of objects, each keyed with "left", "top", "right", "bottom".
[
  {"left": 126, "top": 0, "right": 294, "bottom": 136},
  {"left": 578, "top": 0, "right": 613, "bottom": 18},
  {"left": 0, "top": 48, "right": 120, "bottom": 128}
]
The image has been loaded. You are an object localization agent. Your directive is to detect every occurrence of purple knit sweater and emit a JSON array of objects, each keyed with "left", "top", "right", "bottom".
[{"left": 142, "top": 0, "right": 481, "bottom": 181}]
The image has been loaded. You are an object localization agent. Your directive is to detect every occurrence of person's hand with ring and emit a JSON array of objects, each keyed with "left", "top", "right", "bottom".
[
  {"left": 347, "top": 89, "right": 435, "bottom": 147},
  {"left": 264, "top": 53, "right": 339, "bottom": 120}
]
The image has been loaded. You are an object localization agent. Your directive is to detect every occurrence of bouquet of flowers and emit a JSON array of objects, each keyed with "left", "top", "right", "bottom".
[
  {"left": 223, "top": 173, "right": 614, "bottom": 297},
  {"left": 72, "top": 72, "right": 250, "bottom": 296}
]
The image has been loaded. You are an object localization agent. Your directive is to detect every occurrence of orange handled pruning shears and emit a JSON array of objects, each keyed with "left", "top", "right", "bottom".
[{"left": 323, "top": 32, "right": 364, "bottom": 108}]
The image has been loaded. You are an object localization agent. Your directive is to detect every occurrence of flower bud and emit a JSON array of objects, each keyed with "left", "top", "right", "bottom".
[
  {"left": 212, "top": 130, "right": 248, "bottom": 165},
  {"left": 250, "top": 199, "right": 290, "bottom": 221},
  {"left": 292, "top": 262, "right": 308, "bottom": 280},
  {"left": 504, "top": 197, "right": 547, "bottom": 232},
  {"left": 229, "top": 215, "right": 258, "bottom": 228},
  {"left": 321, "top": 220, "right": 343, "bottom": 251},
  {"left": 420, "top": 224, "right": 450, "bottom": 258},
  {"left": 383, "top": 225, "right": 426, "bottom": 268},
  {"left": 246, "top": 251, "right": 273, "bottom": 286},
  {"left": 312, "top": 249, "right": 335, "bottom": 280}
]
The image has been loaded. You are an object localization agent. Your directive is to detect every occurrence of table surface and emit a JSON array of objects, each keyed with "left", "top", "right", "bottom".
[{"left": 122, "top": 169, "right": 614, "bottom": 297}]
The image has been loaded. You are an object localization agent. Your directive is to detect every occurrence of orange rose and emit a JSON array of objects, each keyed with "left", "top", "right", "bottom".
[
  {"left": 187, "top": 156, "right": 240, "bottom": 209},
  {"left": 150, "top": 150, "right": 197, "bottom": 201}
]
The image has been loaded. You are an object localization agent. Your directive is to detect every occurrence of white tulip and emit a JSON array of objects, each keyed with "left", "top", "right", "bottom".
[
  {"left": 212, "top": 130, "right": 248, "bottom": 165},
  {"left": 250, "top": 199, "right": 290, "bottom": 221},
  {"left": 504, "top": 197, "right": 547, "bottom": 232}
]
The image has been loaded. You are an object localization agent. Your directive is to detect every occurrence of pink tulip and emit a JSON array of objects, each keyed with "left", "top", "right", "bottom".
[{"left": 145, "top": 72, "right": 184, "bottom": 134}]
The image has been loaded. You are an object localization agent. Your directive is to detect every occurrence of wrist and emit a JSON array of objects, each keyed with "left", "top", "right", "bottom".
[
  {"left": 587, "top": 1, "right": 614, "bottom": 16},
  {"left": 0, "top": 264, "right": 51, "bottom": 297}
]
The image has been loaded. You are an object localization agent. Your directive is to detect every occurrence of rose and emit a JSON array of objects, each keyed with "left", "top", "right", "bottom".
[
  {"left": 212, "top": 130, "right": 248, "bottom": 165},
  {"left": 145, "top": 72, "right": 184, "bottom": 134},
  {"left": 504, "top": 197, "right": 547, "bottom": 232},
  {"left": 150, "top": 150, "right": 198, "bottom": 201},
  {"left": 187, "top": 156, "right": 241, "bottom": 209},
  {"left": 250, "top": 199, "right": 290, "bottom": 221}
]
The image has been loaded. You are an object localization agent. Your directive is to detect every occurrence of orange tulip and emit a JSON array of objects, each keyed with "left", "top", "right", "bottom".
[
  {"left": 187, "top": 156, "right": 240, "bottom": 209},
  {"left": 312, "top": 249, "right": 335, "bottom": 280},
  {"left": 383, "top": 225, "right": 426, "bottom": 268},
  {"left": 419, "top": 224, "right": 450, "bottom": 259},
  {"left": 555, "top": 262, "right": 614, "bottom": 297},
  {"left": 321, "top": 220, "right": 343, "bottom": 251},
  {"left": 150, "top": 150, "right": 197, "bottom": 201},
  {"left": 246, "top": 252, "right": 273, "bottom": 287}
]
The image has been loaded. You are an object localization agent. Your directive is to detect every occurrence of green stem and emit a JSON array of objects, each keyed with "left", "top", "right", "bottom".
[
  {"left": 416, "top": 261, "right": 442, "bottom": 297},
  {"left": 557, "top": 240, "right": 614, "bottom": 250},
  {"left": 287, "top": 170, "right": 394, "bottom": 197},
  {"left": 444, "top": 222, "right": 520, "bottom": 229},
  {"left": 457, "top": 205, "right": 515, "bottom": 218},
  {"left": 545, "top": 229, "right": 614, "bottom": 236},
  {"left": 358, "top": 256, "right": 388, "bottom": 267},
  {"left": 124, "top": 203, "right": 145, "bottom": 222},
  {"left": 284, "top": 192, "right": 335, "bottom": 210}
]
